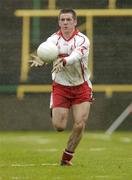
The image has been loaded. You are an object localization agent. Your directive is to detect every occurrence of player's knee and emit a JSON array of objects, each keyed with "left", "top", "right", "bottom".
[
  {"left": 55, "top": 126, "right": 65, "bottom": 132},
  {"left": 53, "top": 124, "right": 65, "bottom": 132},
  {"left": 74, "top": 121, "right": 85, "bottom": 133},
  {"left": 56, "top": 128, "right": 65, "bottom": 132}
]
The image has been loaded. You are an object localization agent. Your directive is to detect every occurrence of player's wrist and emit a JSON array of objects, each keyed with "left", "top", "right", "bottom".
[{"left": 62, "top": 58, "right": 66, "bottom": 66}]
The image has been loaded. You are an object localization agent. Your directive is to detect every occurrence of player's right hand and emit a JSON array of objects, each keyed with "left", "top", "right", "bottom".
[{"left": 29, "top": 54, "right": 45, "bottom": 67}]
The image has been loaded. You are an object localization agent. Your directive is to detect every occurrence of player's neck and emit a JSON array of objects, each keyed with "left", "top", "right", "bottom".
[{"left": 62, "top": 29, "right": 75, "bottom": 40}]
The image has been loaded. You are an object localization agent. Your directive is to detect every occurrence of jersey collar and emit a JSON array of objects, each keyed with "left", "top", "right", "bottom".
[{"left": 57, "top": 29, "right": 79, "bottom": 41}]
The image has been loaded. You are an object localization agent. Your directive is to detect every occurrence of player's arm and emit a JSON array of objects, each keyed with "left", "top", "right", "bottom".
[
  {"left": 64, "top": 38, "right": 90, "bottom": 65},
  {"left": 52, "top": 37, "right": 89, "bottom": 73}
]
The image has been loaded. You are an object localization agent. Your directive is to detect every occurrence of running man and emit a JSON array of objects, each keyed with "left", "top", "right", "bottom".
[{"left": 30, "top": 8, "right": 93, "bottom": 166}]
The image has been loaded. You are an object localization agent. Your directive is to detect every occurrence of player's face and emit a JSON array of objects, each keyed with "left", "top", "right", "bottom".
[{"left": 58, "top": 13, "right": 77, "bottom": 34}]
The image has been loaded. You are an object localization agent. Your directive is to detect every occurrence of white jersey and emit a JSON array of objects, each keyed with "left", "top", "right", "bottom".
[{"left": 47, "top": 29, "right": 92, "bottom": 88}]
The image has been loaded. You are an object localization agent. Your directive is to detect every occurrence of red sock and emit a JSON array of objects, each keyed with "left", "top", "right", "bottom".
[{"left": 61, "top": 149, "right": 74, "bottom": 162}]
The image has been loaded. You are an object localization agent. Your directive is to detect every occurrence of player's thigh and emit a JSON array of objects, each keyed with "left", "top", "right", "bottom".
[
  {"left": 72, "top": 102, "right": 91, "bottom": 124},
  {"left": 52, "top": 107, "right": 69, "bottom": 128}
]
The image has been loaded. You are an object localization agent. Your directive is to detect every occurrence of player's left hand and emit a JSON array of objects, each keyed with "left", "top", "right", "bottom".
[{"left": 52, "top": 58, "right": 66, "bottom": 73}]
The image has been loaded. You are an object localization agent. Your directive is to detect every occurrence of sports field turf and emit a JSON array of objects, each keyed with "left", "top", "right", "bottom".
[{"left": 0, "top": 131, "right": 132, "bottom": 180}]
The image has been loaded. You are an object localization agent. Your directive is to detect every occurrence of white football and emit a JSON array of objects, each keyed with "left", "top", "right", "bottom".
[{"left": 37, "top": 41, "right": 59, "bottom": 62}]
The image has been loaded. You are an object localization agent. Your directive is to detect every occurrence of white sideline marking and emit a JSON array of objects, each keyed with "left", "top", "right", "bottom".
[
  {"left": 37, "top": 139, "right": 52, "bottom": 144},
  {"left": 36, "top": 148, "right": 58, "bottom": 152},
  {"left": 89, "top": 147, "right": 106, "bottom": 152},
  {"left": 41, "top": 163, "right": 58, "bottom": 166},
  {"left": 11, "top": 164, "right": 35, "bottom": 167},
  {"left": 89, "top": 175, "right": 109, "bottom": 179},
  {"left": 94, "top": 175, "right": 123, "bottom": 179},
  {"left": 2, "top": 136, "right": 53, "bottom": 144},
  {"left": 0, "top": 163, "right": 58, "bottom": 168},
  {"left": 95, "top": 175, "right": 109, "bottom": 178},
  {"left": 0, "top": 163, "right": 58, "bottom": 167},
  {"left": 120, "top": 137, "right": 132, "bottom": 143},
  {"left": 11, "top": 177, "right": 29, "bottom": 179},
  {"left": 89, "top": 134, "right": 111, "bottom": 141}
]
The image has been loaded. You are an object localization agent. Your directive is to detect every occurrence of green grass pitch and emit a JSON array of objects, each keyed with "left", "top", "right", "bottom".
[{"left": 0, "top": 131, "right": 132, "bottom": 180}]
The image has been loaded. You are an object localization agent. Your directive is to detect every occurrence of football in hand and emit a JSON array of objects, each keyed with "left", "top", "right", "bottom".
[{"left": 37, "top": 41, "right": 59, "bottom": 62}]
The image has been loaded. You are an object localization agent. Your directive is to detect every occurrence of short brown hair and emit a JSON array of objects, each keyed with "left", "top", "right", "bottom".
[{"left": 58, "top": 8, "right": 77, "bottom": 20}]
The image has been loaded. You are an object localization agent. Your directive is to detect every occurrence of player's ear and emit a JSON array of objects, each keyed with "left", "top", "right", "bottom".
[
  {"left": 58, "top": 17, "right": 61, "bottom": 27},
  {"left": 58, "top": 21, "right": 61, "bottom": 27},
  {"left": 74, "top": 19, "right": 77, "bottom": 26}
]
